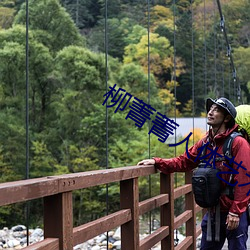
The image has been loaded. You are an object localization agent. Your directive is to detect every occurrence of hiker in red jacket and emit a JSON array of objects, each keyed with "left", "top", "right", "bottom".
[{"left": 138, "top": 97, "right": 250, "bottom": 250}]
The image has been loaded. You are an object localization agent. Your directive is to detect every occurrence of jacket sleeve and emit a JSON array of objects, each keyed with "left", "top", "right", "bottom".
[
  {"left": 229, "top": 136, "right": 250, "bottom": 215},
  {"left": 153, "top": 140, "right": 203, "bottom": 174}
]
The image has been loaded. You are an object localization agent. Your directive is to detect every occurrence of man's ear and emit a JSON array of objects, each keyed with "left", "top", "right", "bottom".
[{"left": 224, "top": 114, "right": 232, "bottom": 123}]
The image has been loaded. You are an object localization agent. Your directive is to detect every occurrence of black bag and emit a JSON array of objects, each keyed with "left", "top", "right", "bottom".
[{"left": 192, "top": 163, "right": 221, "bottom": 208}]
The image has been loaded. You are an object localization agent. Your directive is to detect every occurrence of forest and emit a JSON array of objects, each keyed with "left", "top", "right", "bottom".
[{"left": 0, "top": 0, "right": 249, "bottom": 228}]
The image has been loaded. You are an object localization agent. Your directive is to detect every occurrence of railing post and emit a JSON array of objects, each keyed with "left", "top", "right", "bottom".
[
  {"left": 44, "top": 192, "right": 73, "bottom": 250},
  {"left": 120, "top": 178, "right": 139, "bottom": 250},
  {"left": 185, "top": 171, "right": 196, "bottom": 250},
  {"left": 161, "top": 173, "right": 174, "bottom": 250}
]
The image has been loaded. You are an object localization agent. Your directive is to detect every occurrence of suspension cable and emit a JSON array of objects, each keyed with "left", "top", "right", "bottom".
[
  {"left": 203, "top": 0, "right": 209, "bottom": 133},
  {"left": 191, "top": 0, "right": 195, "bottom": 145},
  {"left": 173, "top": 1, "right": 177, "bottom": 151},
  {"left": 216, "top": 0, "right": 242, "bottom": 104},
  {"left": 104, "top": 0, "right": 109, "bottom": 248},
  {"left": 213, "top": 0, "right": 217, "bottom": 95},
  {"left": 147, "top": 0, "right": 152, "bottom": 234},
  {"left": 203, "top": 0, "right": 207, "bottom": 99},
  {"left": 172, "top": 0, "right": 179, "bottom": 245},
  {"left": 25, "top": 0, "right": 30, "bottom": 245}
]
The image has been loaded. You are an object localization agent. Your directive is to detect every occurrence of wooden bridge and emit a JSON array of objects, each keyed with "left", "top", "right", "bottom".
[{"left": 0, "top": 165, "right": 203, "bottom": 250}]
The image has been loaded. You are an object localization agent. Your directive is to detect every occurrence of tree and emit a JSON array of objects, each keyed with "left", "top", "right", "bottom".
[
  {"left": 117, "top": 63, "right": 164, "bottom": 112},
  {"left": 61, "top": 0, "right": 102, "bottom": 29},
  {"left": 147, "top": 5, "right": 174, "bottom": 33},
  {"left": 234, "top": 47, "right": 250, "bottom": 102},
  {"left": 124, "top": 31, "right": 185, "bottom": 86},
  {"left": 0, "top": 6, "right": 15, "bottom": 29},
  {"left": 0, "top": 25, "right": 56, "bottom": 132},
  {"left": 14, "top": 0, "right": 84, "bottom": 52},
  {"left": 86, "top": 17, "right": 138, "bottom": 60},
  {"left": 0, "top": 0, "right": 19, "bottom": 29},
  {"left": 123, "top": 31, "right": 185, "bottom": 115}
]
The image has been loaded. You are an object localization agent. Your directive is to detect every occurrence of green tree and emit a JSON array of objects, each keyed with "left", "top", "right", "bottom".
[
  {"left": 86, "top": 17, "right": 138, "bottom": 60},
  {"left": 124, "top": 32, "right": 185, "bottom": 86},
  {"left": 14, "top": 0, "right": 84, "bottom": 52},
  {"left": 61, "top": 0, "right": 101, "bottom": 28},
  {"left": 234, "top": 46, "right": 250, "bottom": 102},
  {"left": 0, "top": 6, "right": 15, "bottom": 29},
  {"left": 117, "top": 63, "right": 164, "bottom": 112},
  {"left": 0, "top": 0, "right": 22, "bottom": 28},
  {"left": 0, "top": 25, "right": 56, "bottom": 132}
]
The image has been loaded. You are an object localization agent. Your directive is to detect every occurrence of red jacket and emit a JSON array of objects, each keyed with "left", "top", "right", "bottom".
[{"left": 154, "top": 124, "right": 250, "bottom": 216}]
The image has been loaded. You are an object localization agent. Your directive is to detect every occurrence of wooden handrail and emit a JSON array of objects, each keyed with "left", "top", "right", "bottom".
[{"left": 0, "top": 165, "right": 203, "bottom": 250}]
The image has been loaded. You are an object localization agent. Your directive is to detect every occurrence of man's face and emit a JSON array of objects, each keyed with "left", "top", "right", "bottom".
[{"left": 207, "top": 104, "right": 225, "bottom": 127}]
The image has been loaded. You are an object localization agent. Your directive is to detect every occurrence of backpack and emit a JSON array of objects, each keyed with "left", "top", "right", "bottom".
[
  {"left": 192, "top": 104, "right": 250, "bottom": 208},
  {"left": 235, "top": 105, "right": 250, "bottom": 141}
]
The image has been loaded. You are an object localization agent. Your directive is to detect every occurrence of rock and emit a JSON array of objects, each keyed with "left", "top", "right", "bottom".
[
  {"left": 108, "top": 236, "right": 116, "bottom": 243},
  {"left": 100, "top": 240, "right": 108, "bottom": 246},
  {"left": 91, "top": 245, "right": 101, "bottom": 250},
  {"left": 113, "top": 240, "right": 121, "bottom": 249},
  {"left": 95, "top": 234, "right": 106, "bottom": 243},
  {"left": 73, "top": 243, "right": 87, "bottom": 249},
  {"left": 0, "top": 230, "right": 7, "bottom": 238},
  {"left": 11, "top": 226, "right": 26, "bottom": 232},
  {"left": 7, "top": 239, "right": 20, "bottom": 247},
  {"left": 15, "top": 245, "right": 23, "bottom": 249},
  {"left": 113, "top": 227, "right": 120, "bottom": 240},
  {"left": 0, "top": 224, "right": 187, "bottom": 249},
  {"left": 12, "top": 231, "right": 25, "bottom": 238},
  {"left": 87, "top": 238, "right": 94, "bottom": 245},
  {"left": 30, "top": 228, "right": 43, "bottom": 238},
  {"left": 107, "top": 231, "right": 114, "bottom": 237},
  {"left": 20, "top": 237, "right": 27, "bottom": 245}
]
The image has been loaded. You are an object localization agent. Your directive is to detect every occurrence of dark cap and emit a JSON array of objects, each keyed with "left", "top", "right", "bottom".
[{"left": 206, "top": 97, "right": 237, "bottom": 119}]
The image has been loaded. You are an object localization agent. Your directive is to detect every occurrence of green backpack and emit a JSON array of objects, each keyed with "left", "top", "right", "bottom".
[{"left": 235, "top": 105, "right": 250, "bottom": 141}]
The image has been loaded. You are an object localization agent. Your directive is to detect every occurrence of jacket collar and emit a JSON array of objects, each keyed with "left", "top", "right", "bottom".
[{"left": 207, "top": 124, "right": 239, "bottom": 144}]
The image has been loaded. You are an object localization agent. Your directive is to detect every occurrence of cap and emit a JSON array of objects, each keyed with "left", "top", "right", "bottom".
[{"left": 206, "top": 97, "right": 237, "bottom": 119}]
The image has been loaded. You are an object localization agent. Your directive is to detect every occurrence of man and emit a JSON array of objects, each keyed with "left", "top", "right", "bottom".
[{"left": 138, "top": 97, "right": 250, "bottom": 250}]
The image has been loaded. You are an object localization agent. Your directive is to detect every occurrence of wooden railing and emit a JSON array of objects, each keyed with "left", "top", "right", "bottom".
[{"left": 0, "top": 165, "right": 203, "bottom": 250}]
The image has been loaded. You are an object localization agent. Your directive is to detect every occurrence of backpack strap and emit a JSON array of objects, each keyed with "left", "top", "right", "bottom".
[
  {"left": 222, "top": 131, "right": 243, "bottom": 199},
  {"left": 223, "top": 131, "right": 242, "bottom": 158}
]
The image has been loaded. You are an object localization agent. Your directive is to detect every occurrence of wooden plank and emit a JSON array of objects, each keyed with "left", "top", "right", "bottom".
[
  {"left": 0, "top": 166, "right": 156, "bottom": 206},
  {"left": 57, "top": 165, "right": 156, "bottom": 192},
  {"left": 0, "top": 177, "right": 59, "bottom": 206},
  {"left": 120, "top": 178, "right": 140, "bottom": 250},
  {"left": 174, "top": 184, "right": 192, "bottom": 199},
  {"left": 22, "top": 238, "right": 59, "bottom": 250},
  {"left": 73, "top": 209, "right": 131, "bottom": 245},
  {"left": 195, "top": 204, "right": 203, "bottom": 213},
  {"left": 161, "top": 173, "right": 174, "bottom": 250},
  {"left": 185, "top": 172, "right": 196, "bottom": 250},
  {"left": 23, "top": 239, "right": 59, "bottom": 250},
  {"left": 139, "top": 194, "right": 169, "bottom": 215},
  {"left": 140, "top": 226, "right": 169, "bottom": 250},
  {"left": 174, "top": 210, "right": 192, "bottom": 229},
  {"left": 174, "top": 236, "right": 193, "bottom": 250},
  {"left": 196, "top": 225, "right": 202, "bottom": 237},
  {"left": 44, "top": 192, "right": 73, "bottom": 250}
]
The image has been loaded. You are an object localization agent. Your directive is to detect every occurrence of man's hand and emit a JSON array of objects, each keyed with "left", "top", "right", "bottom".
[
  {"left": 226, "top": 213, "right": 240, "bottom": 230},
  {"left": 137, "top": 159, "right": 155, "bottom": 166}
]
